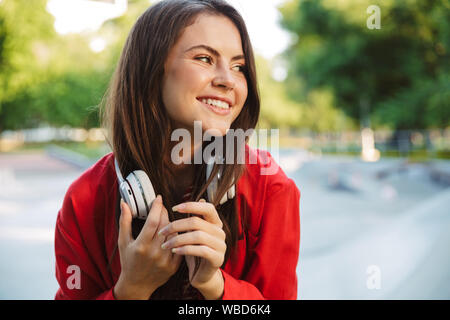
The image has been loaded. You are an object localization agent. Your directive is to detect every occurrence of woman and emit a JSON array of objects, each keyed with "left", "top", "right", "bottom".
[{"left": 54, "top": 0, "right": 300, "bottom": 300}]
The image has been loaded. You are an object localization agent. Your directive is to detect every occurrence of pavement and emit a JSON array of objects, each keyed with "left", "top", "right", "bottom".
[
  {"left": 0, "top": 151, "right": 85, "bottom": 299},
  {"left": 0, "top": 149, "right": 449, "bottom": 299},
  {"left": 279, "top": 151, "right": 450, "bottom": 299}
]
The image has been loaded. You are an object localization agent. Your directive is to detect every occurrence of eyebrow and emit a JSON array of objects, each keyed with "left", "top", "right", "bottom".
[{"left": 184, "top": 44, "right": 245, "bottom": 62}]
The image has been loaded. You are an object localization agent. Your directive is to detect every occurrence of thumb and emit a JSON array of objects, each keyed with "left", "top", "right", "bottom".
[{"left": 118, "top": 199, "right": 133, "bottom": 247}]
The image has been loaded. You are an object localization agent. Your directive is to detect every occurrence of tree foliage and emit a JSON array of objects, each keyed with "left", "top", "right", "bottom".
[
  {"left": 0, "top": 0, "right": 149, "bottom": 133},
  {"left": 0, "top": 0, "right": 55, "bottom": 105},
  {"left": 279, "top": 0, "right": 450, "bottom": 129},
  {"left": 4, "top": 0, "right": 444, "bottom": 134}
]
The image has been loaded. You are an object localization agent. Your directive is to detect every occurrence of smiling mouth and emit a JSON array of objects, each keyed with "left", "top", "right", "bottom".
[
  {"left": 197, "top": 97, "right": 231, "bottom": 109},
  {"left": 196, "top": 97, "right": 232, "bottom": 115}
]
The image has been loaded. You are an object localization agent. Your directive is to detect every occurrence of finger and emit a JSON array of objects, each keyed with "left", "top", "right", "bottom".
[
  {"left": 161, "top": 230, "right": 226, "bottom": 252},
  {"left": 171, "top": 249, "right": 183, "bottom": 268},
  {"left": 160, "top": 211, "right": 182, "bottom": 270},
  {"left": 172, "top": 201, "right": 222, "bottom": 227},
  {"left": 155, "top": 206, "right": 170, "bottom": 245},
  {"left": 137, "top": 195, "right": 163, "bottom": 243},
  {"left": 159, "top": 218, "right": 183, "bottom": 270},
  {"left": 158, "top": 216, "right": 225, "bottom": 240},
  {"left": 159, "top": 205, "right": 170, "bottom": 228},
  {"left": 158, "top": 206, "right": 180, "bottom": 258},
  {"left": 172, "top": 245, "right": 223, "bottom": 268},
  {"left": 118, "top": 199, "right": 133, "bottom": 247}
]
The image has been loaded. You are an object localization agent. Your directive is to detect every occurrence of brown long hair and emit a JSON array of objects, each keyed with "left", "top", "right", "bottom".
[{"left": 100, "top": 0, "right": 259, "bottom": 299}]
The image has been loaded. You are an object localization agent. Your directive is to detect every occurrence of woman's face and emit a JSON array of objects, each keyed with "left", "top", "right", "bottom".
[{"left": 162, "top": 13, "right": 248, "bottom": 136}]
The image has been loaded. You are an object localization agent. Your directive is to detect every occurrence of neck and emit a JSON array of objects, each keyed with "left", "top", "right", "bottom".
[{"left": 165, "top": 134, "right": 203, "bottom": 198}]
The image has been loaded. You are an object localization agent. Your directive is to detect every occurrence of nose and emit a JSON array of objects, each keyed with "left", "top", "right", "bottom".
[{"left": 212, "top": 64, "right": 235, "bottom": 90}]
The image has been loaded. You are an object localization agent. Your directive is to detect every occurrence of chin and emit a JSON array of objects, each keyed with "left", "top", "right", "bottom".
[{"left": 201, "top": 120, "right": 231, "bottom": 137}]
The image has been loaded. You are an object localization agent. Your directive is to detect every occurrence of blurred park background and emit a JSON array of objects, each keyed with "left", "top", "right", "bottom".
[{"left": 0, "top": 0, "right": 449, "bottom": 299}]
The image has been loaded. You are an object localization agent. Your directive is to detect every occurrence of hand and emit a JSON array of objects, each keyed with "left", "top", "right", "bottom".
[
  {"left": 158, "top": 199, "right": 226, "bottom": 299},
  {"left": 114, "top": 195, "right": 182, "bottom": 300}
]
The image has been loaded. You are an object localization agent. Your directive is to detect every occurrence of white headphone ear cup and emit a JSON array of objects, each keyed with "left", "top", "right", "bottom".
[
  {"left": 206, "top": 158, "right": 236, "bottom": 204},
  {"left": 227, "top": 184, "right": 235, "bottom": 199},
  {"left": 119, "top": 181, "right": 138, "bottom": 219},
  {"left": 206, "top": 158, "right": 215, "bottom": 203},
  {"left": 219, "top": 192, "right": 228, "bottom": 205},
  {"left": 206, "top": 158, "right": 214, "bottom": 180},
  {"left": 133, "top": 170, "right": 156, "bottom": 216},
  {"left": 126, "top": 172, "right": 147, "bottom": 219},
  {"left": 207, "top": 175, "right": 218, "bottom": 203}
]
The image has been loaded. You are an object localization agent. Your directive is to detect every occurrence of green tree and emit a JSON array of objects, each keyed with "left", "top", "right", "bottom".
[
  {"left": 279, "top": 0, "right": 450, "bottom": 130},
  {"left": 0, "top": 0, "right": 150, "bottom": 133},
  {"left": 0, "top": 0, "right": 56, "bottom": 131}
]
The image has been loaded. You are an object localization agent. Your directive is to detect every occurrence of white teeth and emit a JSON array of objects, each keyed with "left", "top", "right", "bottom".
[{"left": 201, "top": 98, "right": 230, "bottom": 109}]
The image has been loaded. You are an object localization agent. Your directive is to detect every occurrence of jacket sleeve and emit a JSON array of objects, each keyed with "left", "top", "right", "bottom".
[
  {"left": 221, "top": 178, "right": 301, "bottom": 300},
  {"left": 54, "top": 184, "right": 117, "bottom": 300}
]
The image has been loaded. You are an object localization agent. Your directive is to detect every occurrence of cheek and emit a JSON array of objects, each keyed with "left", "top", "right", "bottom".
[
  {"left": 162, "top": 79, "right": 177, "bottom": 117},
  {"left": 241, "top": 81, "right": 248, "bottom": 104},
  {"left": 166, "top": 64, "right": 209, "bottom": 102},
  {"left": 235, "top": 78, "right": 248, "bottom": 113},
  {"left": 163, "top": 66, "right": 192, "bottom": 113}
]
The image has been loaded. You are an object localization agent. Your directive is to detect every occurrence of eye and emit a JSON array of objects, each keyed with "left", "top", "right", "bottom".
[
  {"left": 233, "top": 65, "right": 246, "bottom": 73},
  {"left": 195, "top": 55, "right": 212, "bottom": 64},
  {"left": 196, "top": 55, "right": 246, "bottom": 73}
]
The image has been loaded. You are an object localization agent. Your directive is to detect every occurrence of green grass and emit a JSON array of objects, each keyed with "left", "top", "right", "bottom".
[
  {"left": 10, "top": 141, "right": 111, "bottom": 160},
  {"left": 7, "top": 141, "right": 450, "bottom": 162},
  {"left": 319, "top": 149, "right": 450, "bottom": 161},
  {"left": 54, "top": 141, "right": 111, "bottom": 159}
]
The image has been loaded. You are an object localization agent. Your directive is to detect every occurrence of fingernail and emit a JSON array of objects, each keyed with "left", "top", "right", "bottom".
[
  {"left": 120, "top": 199, "right": 125, "bottom": 211},
  {"left": 172, "top": 203, "right": 186, "bottom": 212},
  {"left": 161, "top": 242, "right": 168, "bottom": 250},
  {"left": 158, "top": 227, "right": 166, "bottom": 236},
  {"left": 171, "top": 248, "right": 178, "bottom": 254}
]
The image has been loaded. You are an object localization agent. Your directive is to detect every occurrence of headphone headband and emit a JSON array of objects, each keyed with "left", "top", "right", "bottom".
[
  {"left": 114, "top": 155, "right": 234, "bottom": 219},
  {"left": 114, "top": 158, "right": 124, "bottom": 183}
]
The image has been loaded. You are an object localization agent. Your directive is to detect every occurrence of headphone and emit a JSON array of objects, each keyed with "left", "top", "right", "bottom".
[{"left": 114, "top": 156, "right": 235, "bottom": 220}]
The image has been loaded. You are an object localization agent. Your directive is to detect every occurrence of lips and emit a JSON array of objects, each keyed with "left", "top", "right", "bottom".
[
  {"left": 196, "top": 96, "right": 233, "bottom": 107},
  {"left": 197, "top": 97, "right": 232, "bottom": 115}
]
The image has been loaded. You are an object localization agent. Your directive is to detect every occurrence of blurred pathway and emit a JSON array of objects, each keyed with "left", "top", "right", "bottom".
[
  {"left": 278, "top": 151, "right": 450, "bottom": 299},
  {"left": 0, "top": 151, "right": 85, "bottom": 299},
  {"left": 0, "top": 149, "right": 449, "bottom": 299}
]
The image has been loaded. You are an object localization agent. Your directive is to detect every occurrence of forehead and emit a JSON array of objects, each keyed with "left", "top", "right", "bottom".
[{"left": 173, "top": 13, "right": 244, "bottom": 56}]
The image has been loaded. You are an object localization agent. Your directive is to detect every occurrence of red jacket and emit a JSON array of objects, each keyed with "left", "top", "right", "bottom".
[{"left": 54, "top": 146, "right": 301, "bottom": 300}]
